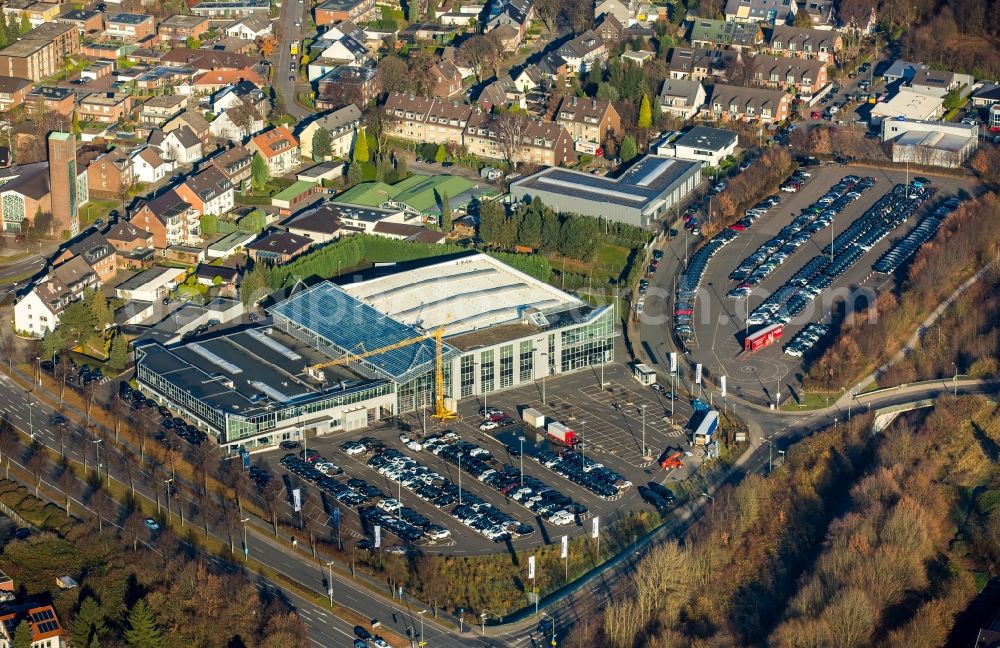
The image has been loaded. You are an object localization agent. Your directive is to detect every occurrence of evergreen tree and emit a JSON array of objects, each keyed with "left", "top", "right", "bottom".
[
  {"left": 557, "top": 214, "right": 600, "bottom": 260},
  {"left": 123, "top": 599, "right": 162, "bottom": 648},
  {"left": 434, "top": 144, "right": 446, "bottom": 163},
  {"left": 40, "top": 327, "right": 66, "bottom": 359},
  {"left": 651, "top": 97, "right": 663, "bottom": 125},
  {"left": 395, "top": 155, "right": 408, "bottom": 180},
  {"left": 346, "top": 161, "right": 362, "bottom": 186},
  {"left": 86, "top": 287, "right": 112, "bottom": 330},
  {"left": 620, "top": 135, "right": 638, "bottom": 162},
  {"left": 109, "top": 334, "right": 129, "bottom": 371},
  {"left": 439, "top": 191, "right": 451, "bottom": 231},
  {"left": 250, "top": 152, "right": 269, "bottom": 192},
  {"left": 11, "top": 620, "right": 31, "bottom": 648},
  {"left": 518, "top": 202, "right": 543, "bottom": 248},
  {"left": 638, "top": 94, "right": 652, "bottom": 129},
  {"left": 352, "top": 128, "right": 369, "bottom": 163},
  {"left": 18, "top": 14, "right": 30, "bottom": 36},
  {"left": 70, "top": 597, "right": 107, "bottom": 648},
  {"left": 540, "top": 207, "right": 561, "bottom": 251},
  {"left": 406, "top": 0, "right": 420, "bottom": 23},
  {"left": 72, "top": 110, "right": 81, "bottom": 136},
  {"left": 240, "top": 264, "right": 272, "bottom": 307},
  {"left": 5, "top": 14, "right": 18, "bottom": 45},
  {"left": 311, "top": 127, "right": 332, "bottom": 161},
  {"left": 477, "top": 200, "right": 504, "bottom": 246}
]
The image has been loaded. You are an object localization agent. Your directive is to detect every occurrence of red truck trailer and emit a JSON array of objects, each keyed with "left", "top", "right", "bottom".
[
  {"left": 744, "top": 323, "right": 784, "bottom": 352},
  {"left": 546, "top": 421, "right": 578, "bottom": 447}
]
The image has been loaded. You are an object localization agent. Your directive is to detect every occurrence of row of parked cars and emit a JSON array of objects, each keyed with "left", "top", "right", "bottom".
[
  {"left": 873, "top": 197, "right": 960, "bottom": 275},
  {"left": 41, "top": 355, "right": 106, "bottom": 389},
  {"left": 743, "top": 176, "right": 877, "bottom": 326},
  {"left": 783, "top": 323, "right": 831, "bottom": 357},
  {"left": 779, "top": 167, "right": 815, "bottom": 193},
  {"left": 280, "top": 453, "right": 369, "bottom": 506},
  {"left": 360, "top": 504, "right": 436, "bottom": 546},
  {"left": 532, "top": 449, "right": 631, "bottom": 500},
  {"left": 675, "top": 228, "right": 739, "bottom": 341},
  {"left": 731, "top": 176, "right": 872, "bottom": 302},
  {"left": 425, "top": 434, "right": 580, "bottom": 529}
]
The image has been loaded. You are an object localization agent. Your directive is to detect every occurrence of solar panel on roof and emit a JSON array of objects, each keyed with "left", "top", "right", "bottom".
[
  {"left": 31, "top": 610, "right": 54, "bottom": 621},
  {"left": 37, "top": 621, "right": 59, "bottom": 633},
  {"left": 536, "top": 176, "right": 645, "bottom": 202},
  {"left": 188, "top": 343, "right": 243, "bottom": 374}
]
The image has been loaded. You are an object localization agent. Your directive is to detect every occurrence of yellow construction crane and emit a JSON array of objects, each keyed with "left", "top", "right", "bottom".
[{"left": 308, "top": 325, "right": 456, "bottom": 419}]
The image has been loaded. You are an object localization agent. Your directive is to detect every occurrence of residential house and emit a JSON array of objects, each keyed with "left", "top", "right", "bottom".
[
  {"left": 315, "top": 0, "right": 377, "bottom": 25},
  {"left": 160, "top": 48, "right": 258, "bottom": 71},
  {"left": 658, "top": 125, "right": 738, "bottom": 166},
  {"left": 7, "top": 2, "right": 62, "bottom": 30},
  {"left": 209, "top": 103, "right": 266, "bottom": 141},
  {"left": 158, "top": 14, "right": 210, "bottom": 41},
  {"left": 971, "top": 83, "right": 1000, "bottom": 108},
  {"left": 130, "top": 146, "right": 174, "bottom": 184},
  {"left": 0, "top": 600, "right": 64, "bottom": 646},
  {"left": 398, "top": 23, "right": 454, "bottom": 44},
  {"left": 555, "top": 30, "right": 606, "bottom": 75},
  {"left": 907, "top": 68, "right": 973, "bottom": 98},
  {"left": 594, "top": 0, "right": 638, "bottom": 25},
  {"left": 225, "top": 15, "right": 273, "bottom": 40},
  {"left": 57, "top": 8, "right": 104, "bottom": 34},
  {"left": 174, "top": 165, "right": 234, "bottom": 218},
  {"left": 104, "top": 13, "right": 156, "bottom": 42},
  {"left": 383, "top": 92, "right": 472, "bottom": 146},
  {"left": 464, "top": 112, "right": 578, "bottom": 167},
  {"left": 595, "top": 14, "right": 624, "bottom": 44},
  {"left": 688, "top": 18, "right": 763, "bottom": 51},
  {"left": 185, "top": 68, "right": 264, "bottom": 96},
  {"left": 750, "top": 54, "right": 827, "bottom": 95},
  {"left": 511, "top": 65, "right": 545, "bottom": 92},
  {"left": 139, "top": 94, "right": 188, "bottom": 127},
  {"left": 25, "top": 86, "right": 75, "bottom": 116},
  {"left": 86, "top": 149, "right": 135, "bottom": 198},
  {"left": 52, "top": 229, "right": 117, "bottom": 283},
  {"left": 77, "top": 92, "right": 132, "bottom": 124},
  {"left": 315, "top": 65, "right": 378, "bottom": 110},
  {"left": 0, "top": 22, "right": 79, "bottom": 82},
  {"left": 247, "top": 231, "right": 314, "bottom": 263},
  {"left": 800, "top": 0, "right": 837, "bottom": 29},
  {"left": 668, "top": 47, "right": 739, "bottom": 80},
  {"left": 555, "top": 96, "right": 621, "bottom": 152},
  {"left": 80, "top": 59, "right": 114, "bottom": 82},
  {"left": 492, "top": 24, "right": 523, "bottom": 53},
  {"left": 132, "top": 189, "right": 198, "bottom": 248},
  {"left": 164, "top": 110, "right": 211, "bottom": 146},
  {"left": 724, "top": 0, "right": 798, "bottom": 24},
  {"left": 105, "top": 220, "right": 155, "bottom": 269},
  {"left": 0, "top": 76, "right": 31, "bottom": 111},
  {"left": 314, "top": 31, "right": 368, "bottom": 72},
  {"left": 149, "top": 126, "right": 202, "bottom": 165},
  {"left": 208, "top": 147, "right": 255, "bottom": 187},
  {"left": 485, "top": 0, "right": 533, "bottom": 38},
  {"left": 211, "top": 80, "right": 268, "bottom": 116},
  {"left": 708, "top": 83, "right": 791, "bottom": 122},
  {"left": 659, "top": 78, "right": 707, "bottom": 119},
  {"left": 247, "top": 126, "right": 301, "bottom": 176},
  {"left": 764, "top": 25, "right": 842, "bottom": 63},
  {"left": 15, "top": 276, "right": 71, "bottom": 336},
  {"left": 622, "top": 50, "right": 655, "bottom": 66},
  {"left": 297, "top": 104, "right": 362, "bottom": 160},
  {"left": 195, "top": 264, "right": 239, "bottom": 297},
  {"left": 191, "top": 0, "right": 271, "bottom": 19},
  {"left": 882, "top": 60, "right": 924, "bottom": 85},
  {"left": 431, "top": 60, "right": 463, "bottom": 97},
  {"left": 477, "top": 74, "right": 526, "bottom": 111}
]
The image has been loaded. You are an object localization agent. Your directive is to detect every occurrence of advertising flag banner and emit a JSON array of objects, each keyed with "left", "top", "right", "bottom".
[
  {"left": 720, "top": 375, "right": 727, "bottom": 398},
  {"left": 695, "top": 363, "right": 703, "bottom": 385},
  {"left": 592, "top": 516, "right": 599, "bottom": 538},
  {"left": 292, "top": 488, "right": 301, "bottom": 512},
  {"left": 669, "top": 352, "right": 677, "bottom": 374},
  {"left": 561, "top": 535, "right": 568, "bottom": 559},
  {"left": 374, "top": 526, "right": 381, "bottom": 548},
  {"left": 528, "top": 555, "right": 536, "bottom": 580},
  {"left": 331, "top": 508, "right": 341, "bottom": 529}
]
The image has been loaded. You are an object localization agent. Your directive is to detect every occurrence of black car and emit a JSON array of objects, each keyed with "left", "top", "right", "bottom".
[
  {"left": 537, "top": 618, "right": 554, "bottom": 635},
  {"left": 278, "top": 440, "right": 300, "bottom": 450},
  {"left": 49, "top": 414, "right": 67, "bottom": 426}
]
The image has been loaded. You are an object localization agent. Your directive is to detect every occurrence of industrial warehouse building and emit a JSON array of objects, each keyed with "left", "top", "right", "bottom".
[
  {"left": 134, "top": 253, "right": 615, "bottom": 452},
  {"left": 508, "top": 155, "right": 702, "bottom": 229}
]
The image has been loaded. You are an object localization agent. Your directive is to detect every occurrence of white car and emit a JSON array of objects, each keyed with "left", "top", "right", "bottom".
[
  {"left": 378, "top": 498, "right": 401, "bottom": 513},
  {"left": 479, "top": 421, "right": 499, "bottom": 431},
  {"left": 406, "top": 440, "right": 423, "bottom": 452},
  {"left": 399, "top": 433, "right": 411, "bottom": 443},
  {"left": 426, "top": 528, "right": 451, "bottom": 540},
  {"left": 342, "top": 442, "right": 365, "bottom": 455}
]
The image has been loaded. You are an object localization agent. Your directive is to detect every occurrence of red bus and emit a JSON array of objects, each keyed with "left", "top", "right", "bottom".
[{"left": 744, "top": 323, "right": 784, "bottom": 352}]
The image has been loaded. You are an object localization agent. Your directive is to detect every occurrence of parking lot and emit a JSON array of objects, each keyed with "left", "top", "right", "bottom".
[
  {"left": 251, "top": 355, "right": 706, "bottom": 555},
  {"left": 682, "top": 163, "right": 975, "bottom": 405}
]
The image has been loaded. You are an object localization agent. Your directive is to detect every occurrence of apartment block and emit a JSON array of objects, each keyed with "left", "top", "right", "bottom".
[{"left": 0, "top": 22, "right": 79, "bottom": 82}]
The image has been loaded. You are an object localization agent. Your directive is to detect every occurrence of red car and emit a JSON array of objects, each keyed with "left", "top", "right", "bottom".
[
  {"left": 729, "top": 223, "right": 747, "bottom": 231},
  {"left": 810, "top": 111, "right": 821, "bottom": 120}
]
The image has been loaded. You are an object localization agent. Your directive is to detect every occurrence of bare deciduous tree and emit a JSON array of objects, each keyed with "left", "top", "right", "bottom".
[{"left": 492, "top": 112, "right": 531, "bottom": 170}]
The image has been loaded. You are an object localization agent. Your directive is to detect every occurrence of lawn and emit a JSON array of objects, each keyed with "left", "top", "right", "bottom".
[
  {"left": 779, "top": 389, "right": 839, "bottom": 410},
  {"left": 79, "top": 199, "right": 120, "bottom": 226}
]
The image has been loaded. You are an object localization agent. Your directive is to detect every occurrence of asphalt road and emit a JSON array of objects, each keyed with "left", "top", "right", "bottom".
[{"left": 272, "top": 0, "right": 313, "bottom": 120}]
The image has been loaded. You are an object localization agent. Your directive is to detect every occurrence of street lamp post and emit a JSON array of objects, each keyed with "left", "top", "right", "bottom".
[
  {"left": 640, "top": 404, "right": 647, "bottom": 458},
  {"left": 778, "top": 449, "right": 786, "bottom": 466},
  {"left": 27, "top": 403, "right": 32, "bottom": 438},
  {"left": 540, "top": 612, "right": 557, "bottom": 647},
  {"left": 952, "top": 362, "right": 958, "bottom": 396},
  {"left": 764, "top": 438, "right": 773, "bottom": 473},
  {"left": 702, "top": 491, "right": 715, "bottom": 511},
  {"left": 580, "top": 420, "right": 587, "bottom": 465},
  {"left": 241, "top": 517, "right": 250, "bottom": 560},
  {"left": 458, "top": 452, "right": 462, "bottom": 506},
  {"left": 418, "top": 609, "right": 426, "bottom": 647},
  {"left": 92, "top": 438, "right": 105, "bottom": 486},
  {"left": 325, "top": 561, "right": 335, "bottom": 607},
  {"left": 164, "top": 478, "right": 174, "bottom": 519},
  {"left": 480, "top": 611, "right": 488, "bottom": 635},
  {"left": 518, "top": 435, "right": 525, "bottom": 487}
]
